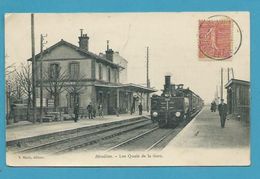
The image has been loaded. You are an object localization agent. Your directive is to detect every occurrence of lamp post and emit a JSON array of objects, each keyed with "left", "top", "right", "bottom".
[{"left": 146, "top": 47, "right": 150, "bottom": 112}]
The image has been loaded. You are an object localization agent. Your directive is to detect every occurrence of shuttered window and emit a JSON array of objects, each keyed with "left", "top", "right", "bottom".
[
  {"left": 49, "top": 63, "right": 60, "bottom": 79},
  {"left": 69, "top": 62, "right": 79, "bottom": 80}
]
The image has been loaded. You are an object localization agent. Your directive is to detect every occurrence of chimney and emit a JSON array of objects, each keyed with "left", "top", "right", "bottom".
[
  {"left": 78, "top": 29, "right": 89, "bottom": 51},
  {"left": 105, "top": 40, "right": 114, "bottom": 61}
]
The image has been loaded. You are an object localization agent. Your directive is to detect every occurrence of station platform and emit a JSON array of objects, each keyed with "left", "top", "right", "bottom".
[
  {"left": 6, "top": 112, "right": 149, "bottom": 143},
  {"left": 163, "top": 106, "right": 250, "bottom": 166}
]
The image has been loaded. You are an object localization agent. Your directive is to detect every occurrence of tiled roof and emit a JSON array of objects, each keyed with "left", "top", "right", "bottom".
[{"left": 28, "top": 39, "right": 122, "bottom": 68}]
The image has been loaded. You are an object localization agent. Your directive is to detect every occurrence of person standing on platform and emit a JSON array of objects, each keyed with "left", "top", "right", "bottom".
[
  {"left": 211, "top": 101, "right": 217, "bottom": 112},
  {"left": 130, "top": 105, "right": 134, "bottom": 115},
  {"left": 138, "top": 103, "right": 143, "bottom": 115},
  {"left": 130, "top": 97, "right": 136, "bottom": 115},
  {"left": 218, "top": 99, "right": 228, "bottom": 128},
  {"left": 74, "top": 103, "right": 79, "bottom": 122},
  {"left": 93, "top": 103, "right": 96, "bottom": 118},
  {"left": 98, "top": 104, "right": 104, "bottom": 118},
  {"left": 87, "top": 102, "right": 93, "bottom": 119}
]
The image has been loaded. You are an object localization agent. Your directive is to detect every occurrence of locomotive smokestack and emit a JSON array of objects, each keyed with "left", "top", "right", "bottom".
[
  {"left": 164, "top": 75, "right": 171, "bottom": 93},
  {"left": 165, "top": 75, "right": 171, "bottom": 86}
]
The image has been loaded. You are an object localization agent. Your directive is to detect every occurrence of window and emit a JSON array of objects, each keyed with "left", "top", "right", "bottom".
[
  {"left": 236, "top": 87, "right": 240, "bottom": 105},
  {"left": 116, "top": 69, "right": 119, "bottom": 83},
  {"left": 114, "top": 69, "right": 118, "bottom": 83},
  {"left": 69, "top": 62, "right": 80, "bottom": 79},
  {"left": 99, "top": 63, "right": 102, "bottom": 80},
  {"left": 98, "top": 92, "right": 103, "bottom": 105},
  {"left": 49, "top": 63, "right": 60, "bottom": 79},
  {"left": 108, "top": 67, "right": 111, "bottom": 82}
]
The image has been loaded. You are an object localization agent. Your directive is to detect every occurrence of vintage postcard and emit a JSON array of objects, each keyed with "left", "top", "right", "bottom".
[{"left": 5, "top": 12, "right": 250, "bottom": 166}]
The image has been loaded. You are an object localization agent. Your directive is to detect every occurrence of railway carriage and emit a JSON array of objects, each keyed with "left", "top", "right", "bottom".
[{"left": 151, "top": 75, "right": 203, "bottom": 128}]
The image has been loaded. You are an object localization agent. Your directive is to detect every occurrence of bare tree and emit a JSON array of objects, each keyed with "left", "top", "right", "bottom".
[
  {"left": 15, "top": 62, "right": 32, "bottom": 121},
  {"left": 43, "top": 66, "right": 68, "bottom": 112},
  {"left": 13, "top": 71, "right": 24, "bottom": 103},
  {"left": 65, "top": 74, "right": 86, "bottom": 108},
  {"left": 5, "top": 64, "right": 16, "bottom": 123},
  {"left": 5, "top": 63, "right": 16, "bottom": 76},
  {"left": 5, "top": 63, "right": 25, "bottom": 123}
]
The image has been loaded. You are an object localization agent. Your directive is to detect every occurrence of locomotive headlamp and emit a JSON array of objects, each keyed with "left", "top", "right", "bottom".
[
  {"left": 175, "top": 112, "right": 181, "bottom": 117},
  {"left": 152, "top": 112, "right": 158, "bottom": 117}
]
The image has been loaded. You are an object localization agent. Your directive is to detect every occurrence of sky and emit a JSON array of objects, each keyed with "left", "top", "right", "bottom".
[{"left": 5, "top": 12, "right": 250, "bottom": 103}]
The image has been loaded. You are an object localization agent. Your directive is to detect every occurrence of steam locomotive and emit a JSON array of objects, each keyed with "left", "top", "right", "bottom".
[{"left": 151, "top": 75, "right": 204, "bottom": 128}]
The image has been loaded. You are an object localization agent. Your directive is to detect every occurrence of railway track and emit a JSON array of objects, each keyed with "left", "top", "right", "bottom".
[
  {"left": 13, "top": 110, "right": 201, "bottom": 155},
  {"left": 104, "top": 111, "right": 201, "bottom": 152},
  {"left": 105, "top": 127, "right": 172, "bottom": 151},
  {"left": 54, "top": 121, "right": 154, "bottom": 155},
  {"left": 145, "top": 129, "right": 176, "bottom": 151},
  {"left": 105, "top": 127, "right": 159, "bottom": 151},
  {"left": 14, "top": 117, "right": 152, "bottom": 154}
]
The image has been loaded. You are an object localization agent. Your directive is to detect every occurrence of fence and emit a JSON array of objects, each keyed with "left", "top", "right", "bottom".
[{"left": 6, "top": 106, "right": 89, "bottom": 124}]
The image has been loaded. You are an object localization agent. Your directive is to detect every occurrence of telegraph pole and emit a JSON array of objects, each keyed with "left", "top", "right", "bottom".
[
  {"left": 215, "top": 85, "right": 218, "bottom": 102},
  {"left": 31, "top": 14, "right": 37, "bottom": 123},
  {"left": 231, "top": 68, "right": 234, "bottom": 79},
  {"left": 220, "top": 68, "right": 223, "bottom": 100},
  {"left": 40, "top": 34, "right": 47, "bottom": 123},
  {"left": 227, "top": 68, "right": 230, "bottom": 82},
  {"left": 146, "top": 47, "right": 150, "bottom": 112}
]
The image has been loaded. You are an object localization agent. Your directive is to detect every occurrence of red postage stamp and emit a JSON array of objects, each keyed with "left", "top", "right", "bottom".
[{"left": 199, "top": 19, "right": 233, "bottom": 60}]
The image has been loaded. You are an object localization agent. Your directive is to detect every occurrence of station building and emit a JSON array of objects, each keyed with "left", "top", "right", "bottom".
[
  {"left": 225, "top": 79, "right": 250, "bottom": 123},
  {"left": 30, "top": 32, "right": 156, "bottom": 115}
]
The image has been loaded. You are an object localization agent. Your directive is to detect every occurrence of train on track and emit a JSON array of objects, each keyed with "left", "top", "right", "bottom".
[{"left": 151, "top": 75, "right": 204, "bottom": 128}]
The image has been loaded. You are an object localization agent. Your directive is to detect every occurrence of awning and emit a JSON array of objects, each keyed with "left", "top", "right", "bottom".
[
  {"left": 94, "top": 84, "right": 123, "bottom": 88},
  {"left": 94, "top": 83, "right": 157, "bottom": 93},
  {"left": 122, "top": 83, "right": 157, "bottom": 93}
]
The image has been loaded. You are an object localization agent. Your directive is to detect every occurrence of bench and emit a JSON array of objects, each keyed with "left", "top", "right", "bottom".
[{"left": 42, "top": 112, "right": 63, "bottom": 122}]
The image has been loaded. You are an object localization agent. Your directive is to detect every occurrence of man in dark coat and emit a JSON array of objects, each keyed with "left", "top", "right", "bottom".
[
  {"left": 87, "top": 102, "right": 93, "bottom": 119},
  {"left": 218, "top": 99, "right": 228, "bottom": 128},
  {"left": 138, "top": 103, "right": 143, "bottom": 115},
  {"left": 74, "top": 103, "right": 79, "bottom": 122}
]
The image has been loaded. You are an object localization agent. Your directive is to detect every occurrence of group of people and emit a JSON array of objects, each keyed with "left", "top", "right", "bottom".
[
  {"left": 211, "top": 99, "right": 228, "bottom": 128},
  {"left": 73, "top": 102, "right": 103, "bottom": 122},
  {"left": 75, "top": 99, "right": 228, "bottom": 128},
  {"left": 86, "top": 102, "right": 104, "bottom": 119},
  {"left": 130, "top": 103, "right": 143, "bottom": 115},
  {"left": 73, "top": 102, "right": 144, "bottom": 122},
  {"left": 210, "top": 101, "right": 217, "bottom": 112}
]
